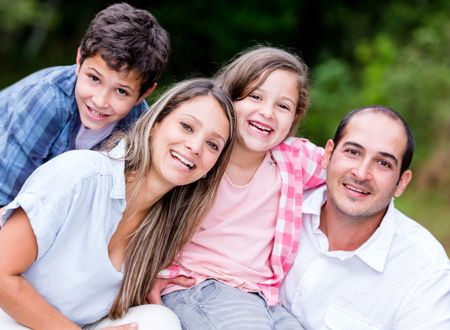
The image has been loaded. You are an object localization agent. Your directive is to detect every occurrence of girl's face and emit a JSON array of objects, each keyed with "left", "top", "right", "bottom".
[
  {"left": 233, "top": 69, "right": 298, "bottom": 155},
  {"left": 150, "top": 95, "right": 230, "bottom": 188}
]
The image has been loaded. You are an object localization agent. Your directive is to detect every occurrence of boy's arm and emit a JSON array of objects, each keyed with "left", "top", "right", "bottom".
[
  {"left": 0, "top": 208, "right": 79, "bottom": 329},
  {"left": 0, "top": 84, "right": 65, "bottom": 205}
]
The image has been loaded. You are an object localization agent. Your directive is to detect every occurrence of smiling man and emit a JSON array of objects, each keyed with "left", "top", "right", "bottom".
[{"left": 280, "top": 106, "right": 450, "bottom": 329}]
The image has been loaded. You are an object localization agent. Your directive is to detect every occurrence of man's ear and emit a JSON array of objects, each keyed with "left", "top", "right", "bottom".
[
  {"left": 322, "top": 139, "right": 335, "bottom": 169},
  {"left": 394, "top": 170, "right": 412, "bottom": 198},
  {"left": 75, "top": 47, "right": 82, "bottom": 74},
  {"left": 137, "top": 83, "right": 157, "bottom": 104}
]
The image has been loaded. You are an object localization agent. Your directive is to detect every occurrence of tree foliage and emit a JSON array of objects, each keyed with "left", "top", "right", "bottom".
[{"left": 1, "top": 1, "right": 449, "bottom": 249}]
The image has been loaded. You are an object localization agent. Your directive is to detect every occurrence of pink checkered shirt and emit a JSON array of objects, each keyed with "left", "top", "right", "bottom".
[{"left": 160, "top": 137, "right": 325, "bottom": 305}]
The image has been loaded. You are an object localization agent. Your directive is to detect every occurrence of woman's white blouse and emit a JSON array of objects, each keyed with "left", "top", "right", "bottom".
[{"left": 1, "top": 142, "right": 127, "bottom": 326}]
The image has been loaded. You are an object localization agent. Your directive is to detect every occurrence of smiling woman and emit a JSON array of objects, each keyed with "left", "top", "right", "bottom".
[
  {"left": 0, "top": 78, "right": 236, "bottom": 329},
  {"left": 150, "top": 95, "right": 230, "bottom": 188}
]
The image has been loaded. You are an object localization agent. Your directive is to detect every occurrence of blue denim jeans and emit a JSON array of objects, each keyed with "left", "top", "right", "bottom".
[{"left": 162, "top": 279, "right": 303, "bottom": 330}]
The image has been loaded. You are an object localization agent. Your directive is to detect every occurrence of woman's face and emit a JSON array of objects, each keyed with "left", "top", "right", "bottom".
[{"left": 150, "top": 95, "right": 230, "bottom": 188}]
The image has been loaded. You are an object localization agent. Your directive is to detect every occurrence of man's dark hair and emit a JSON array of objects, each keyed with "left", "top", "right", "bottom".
[
  {"left": 332, "top": 105, "right": 415, "bottom": 175},
  {"left": 79, "top": 3, "right": 170, "bottom": 95}
]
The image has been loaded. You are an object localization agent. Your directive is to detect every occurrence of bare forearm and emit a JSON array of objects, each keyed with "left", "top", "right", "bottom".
[{"left": 0, "top": 275, "right": 80, "bottom": 330}]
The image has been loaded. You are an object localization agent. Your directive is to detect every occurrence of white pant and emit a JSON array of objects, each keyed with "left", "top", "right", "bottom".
[
  {"left": 0, "top": 305, "right": 181, "bottom": 330},
  {"left": 0, "top": 309, "right": 29, "bottom": 330}
]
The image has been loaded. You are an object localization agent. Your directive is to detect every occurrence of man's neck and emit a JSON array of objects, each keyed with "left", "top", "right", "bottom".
[{"left": 319, "top": 202, "right": 384, "bottom": 252}]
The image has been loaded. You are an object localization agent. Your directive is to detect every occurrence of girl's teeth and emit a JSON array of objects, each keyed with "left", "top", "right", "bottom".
[{"left": 249, "top": 122, "right": 272, "bottom": 134}]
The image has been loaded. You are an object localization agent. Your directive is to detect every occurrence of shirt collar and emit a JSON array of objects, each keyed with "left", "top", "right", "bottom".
[
  {"left": 355, "top": 202, "right": 397, "bottom": 272},
  {"left": 56, "top": 65, "right": 78, "bottom": 100},
  {"left": 303, "top": 186, "right": 398, "bottom": 272},
  {"left": 104, "top": 140, "right": 127, "bottom": 200}
]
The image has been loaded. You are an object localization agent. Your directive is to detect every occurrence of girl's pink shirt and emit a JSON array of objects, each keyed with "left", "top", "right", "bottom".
[
  {"left": 164, "top": 152, "right": 281, "bottom": 295},
  {"left": 161, "top": 137, "right": 325, "bottom": 304}
]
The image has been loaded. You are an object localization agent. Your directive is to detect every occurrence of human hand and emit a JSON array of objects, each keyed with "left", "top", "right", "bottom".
[
  {"left": 100, "top": 322, "right": 138, "bottom": 330},
  {"left": 146, "top": 276, "right": 195, "bottom": 304}
]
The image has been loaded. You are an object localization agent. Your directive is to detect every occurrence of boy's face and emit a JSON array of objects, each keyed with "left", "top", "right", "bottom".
[{"left": 75, "top": 52, "right": 146, "bottom": 130}]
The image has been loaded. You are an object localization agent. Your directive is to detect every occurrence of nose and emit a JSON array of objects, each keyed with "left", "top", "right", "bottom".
[
  {"left": 351, "top": 159, "right": 372, "bottom": 181},
  {"left": 92, "top": 88, "right": 110, "bottom": 108},
  {"left": 258, "top": 103, "right": 274, "bottom": 119},
  {"left": 185, "top": 135, "right": 203, "bottom": 155}
]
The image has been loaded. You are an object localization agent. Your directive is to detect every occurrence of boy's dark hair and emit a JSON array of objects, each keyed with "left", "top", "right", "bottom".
[
  {"left": 79, "top": 3, "right": 170, "bottom": 95},
  {"left": 332, "top": 105, "right": 415, "bottom": 175}
]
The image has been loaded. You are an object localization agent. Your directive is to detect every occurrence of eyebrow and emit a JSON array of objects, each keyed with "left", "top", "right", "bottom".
[
  {"left": 256, "top": 86, "right": 296, "bottom": 107},
  {"left": 87, "top": 67, "right": 135, "bottom": 93},
  {"left": 342, "top": 141, "right": 399, "bottom": 166},
  {"left": 87, "top": 67, "right": 103, "bottom": 78},
  {"left": 184, "top": 114, "right": 227, "bottom": 144}
]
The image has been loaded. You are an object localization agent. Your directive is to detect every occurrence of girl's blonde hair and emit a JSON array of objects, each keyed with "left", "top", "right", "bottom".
[
  {"left": 215, "top": 45, "right": 309, "bottom": 135},
  {"left": 108, "top": 78, "right": 236, "bottom": 318}
]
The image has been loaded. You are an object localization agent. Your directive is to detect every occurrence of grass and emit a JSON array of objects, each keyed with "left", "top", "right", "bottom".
[{"left": 395, "top": 185, "right": 450, "bottom": 257}]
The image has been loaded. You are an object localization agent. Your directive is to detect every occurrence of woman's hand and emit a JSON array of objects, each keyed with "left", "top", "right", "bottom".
[{"left": 146, "top": 276, "right": 195, "bottom": 304}]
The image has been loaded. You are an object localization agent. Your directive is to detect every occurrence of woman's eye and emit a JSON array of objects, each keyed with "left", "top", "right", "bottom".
[
  {"left": 207, "top": 141, "right": 219, "bottom": 151},
  {"left": 181, "top": 122, "right": 193, "bottom": 132}
]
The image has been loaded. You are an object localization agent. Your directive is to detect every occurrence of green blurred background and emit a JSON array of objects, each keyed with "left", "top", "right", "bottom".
[{"left": 1, "top": 0, "right": 449, "bottom": 255}]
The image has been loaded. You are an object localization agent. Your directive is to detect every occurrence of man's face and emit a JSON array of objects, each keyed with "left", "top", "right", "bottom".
[{"left": 323, "top": 111, "right": 412, "bottom": 222}]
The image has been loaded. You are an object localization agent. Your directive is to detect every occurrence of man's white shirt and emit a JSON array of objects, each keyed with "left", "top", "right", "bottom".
[{"left": 280, "top": 186, "right": 450, "bottom": 329}]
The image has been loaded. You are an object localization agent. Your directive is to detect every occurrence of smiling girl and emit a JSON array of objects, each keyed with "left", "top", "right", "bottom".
[
  {"left": 0, "top": 78, "right": 236, "bottom": 330},
  {"left": 153, "top": 47, "right": 325, "bottom": 329}
]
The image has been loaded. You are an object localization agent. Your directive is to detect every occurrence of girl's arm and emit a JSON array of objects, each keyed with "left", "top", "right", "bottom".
[{"left": 0, "top": 208, "right": 79, "bottom": 330}]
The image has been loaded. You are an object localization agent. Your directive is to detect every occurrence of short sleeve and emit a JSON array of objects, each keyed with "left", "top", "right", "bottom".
[
  {"left": 1, "top": 192, "right": 57, "bottom": 261},
  {"left": 1, "top": 160, "right": 76, "bottom": 261}
]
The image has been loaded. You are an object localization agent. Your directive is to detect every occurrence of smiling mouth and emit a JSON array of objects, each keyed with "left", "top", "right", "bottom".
[
  {"left": 171, "top": 151, "right": 196, "bottom": 170},
  {"left": 248, "top": 121, "right": 273, "bottom": 135},
  {"left": 343, "top": 183, "right": 371, "bottom": 195},
  {"left": 87, "top": 105, "right": 109, "bottom": 118}
]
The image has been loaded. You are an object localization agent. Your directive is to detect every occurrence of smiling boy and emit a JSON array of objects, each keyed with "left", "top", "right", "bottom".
[{"left": 0, "top": 3, "right": 170, "bottom": 206}]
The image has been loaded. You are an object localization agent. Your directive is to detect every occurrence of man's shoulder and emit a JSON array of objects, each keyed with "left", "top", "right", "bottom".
[{"left": 391, "top": 208, "right": 449, "bottom": 267}]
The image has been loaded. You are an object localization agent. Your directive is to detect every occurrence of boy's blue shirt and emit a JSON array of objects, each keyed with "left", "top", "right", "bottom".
[{"left": 0, "top": 64, "right": 148, "bottom": 206}]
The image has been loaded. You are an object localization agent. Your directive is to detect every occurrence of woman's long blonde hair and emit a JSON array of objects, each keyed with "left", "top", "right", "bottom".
[{"left": 108, "top": 78, "right": 236, "bottom": 318}]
